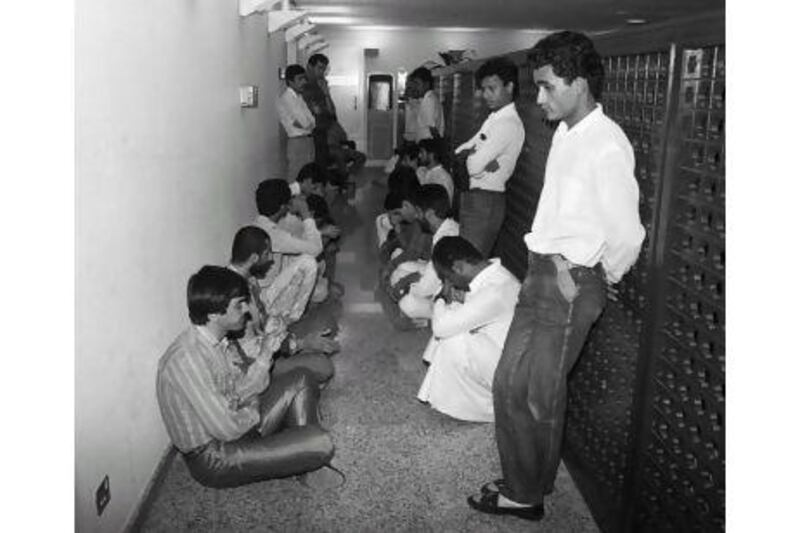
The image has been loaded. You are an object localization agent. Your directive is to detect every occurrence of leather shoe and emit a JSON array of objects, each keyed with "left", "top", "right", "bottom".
[
  {"left": 481, "top": 478, "right": 554, "bottom": 496},
  {"left": 467, "top": 492, "right": 544, "bottom": 521},
  {"left": 481, "top": 478, "right": 505, "bottom": 494}
]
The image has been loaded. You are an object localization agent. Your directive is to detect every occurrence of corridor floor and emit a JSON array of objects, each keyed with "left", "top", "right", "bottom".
[{"left": 139, "top": 168, "right": 599, "bottom": 532}]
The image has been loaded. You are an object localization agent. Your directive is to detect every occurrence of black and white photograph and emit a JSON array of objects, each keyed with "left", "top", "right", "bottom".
[{"left": 5, "top": 0, "right": 785, "bottom": 531}]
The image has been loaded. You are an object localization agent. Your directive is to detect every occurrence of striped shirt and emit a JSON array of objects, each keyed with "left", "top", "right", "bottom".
[{"left": 156, "top": 326, "right": 273, "bottom": 452}]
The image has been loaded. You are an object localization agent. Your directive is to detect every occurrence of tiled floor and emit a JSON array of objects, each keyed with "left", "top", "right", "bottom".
[{"left": 139, "top": 169, "right": 599, "bottom": 532}]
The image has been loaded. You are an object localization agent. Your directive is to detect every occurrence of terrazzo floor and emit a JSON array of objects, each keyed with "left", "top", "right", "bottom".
[{"left": 138, "top": 168, "right": 600, "bottom": 532}]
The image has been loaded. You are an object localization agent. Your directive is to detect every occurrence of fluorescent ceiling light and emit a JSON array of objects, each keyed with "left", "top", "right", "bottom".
[
  {"left": 307, "top": 15, "right": 360, "bottom": 25},
  {"left": 299, "top": 5, "right": 354, "bottom": 14}
]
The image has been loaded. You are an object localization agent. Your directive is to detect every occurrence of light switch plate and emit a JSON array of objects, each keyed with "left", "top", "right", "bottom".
[{"left": 239, "top": 86, "right": 258, "bottom": 108}]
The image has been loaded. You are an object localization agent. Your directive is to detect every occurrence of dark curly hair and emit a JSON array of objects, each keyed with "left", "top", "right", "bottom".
[
  {"left": 187, "top": 266, "right": 250, "bottom": 325},
  {"left": 476, "top": 57, "right": 519, "bottom": 99},
  {"left": 527, "top": 31, "right": 604, "bottom": 101}
]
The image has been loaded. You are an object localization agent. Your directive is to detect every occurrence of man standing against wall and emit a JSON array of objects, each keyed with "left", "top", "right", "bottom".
[
  {"left": 277, "top": 64, "right": 316, "bottom": 183},
  {"left": 303, "top": 54, "right": 338, "bottom": 168},
  {"left": 408, "top": 66, "right": 445, "bottom": 141},
  {"left": 455, "top": 57, "right": 524, "bottom": 257},
  {"left": 467, "top": 31, "right": 645, "bottom": 522}
]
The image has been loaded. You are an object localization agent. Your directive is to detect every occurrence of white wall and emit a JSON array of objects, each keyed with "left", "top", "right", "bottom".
[
  {"left": 314, "top": 27, "right": 548, "bottom": 148},
  {"left": 75, "top": 1, "right": 285, "bottom": 531}
]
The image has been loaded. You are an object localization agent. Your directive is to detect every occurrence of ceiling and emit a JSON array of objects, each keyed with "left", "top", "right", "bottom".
[{"left": 294, "top": 0, "right": 724, "bottom": 32}]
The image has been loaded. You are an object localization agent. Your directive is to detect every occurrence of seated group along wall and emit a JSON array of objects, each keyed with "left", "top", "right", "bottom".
[
  {"left": 433, "top": 11, "right": 725, "bottom": 532},
  {"left": 76, "top": 1, "right": 287, "bottom": 531}
]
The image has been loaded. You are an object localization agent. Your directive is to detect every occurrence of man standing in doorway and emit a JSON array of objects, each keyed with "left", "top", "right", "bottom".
[
  {"left": 467, "top": 31, "right": 645, "bottom": 521},
  {"left": 455, "top": 57, "right": 524, "bottom": 257},
  {"left": 277, "top": 64, "right": 316, "bottom": 183}
]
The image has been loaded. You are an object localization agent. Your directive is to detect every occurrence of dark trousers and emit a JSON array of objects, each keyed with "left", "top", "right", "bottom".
[
  {"left": 459, "top": 189, "right": 506, "bottom": 257},
  {"left": 493, "top": 252, "right": 606, "bottom": 504},
  {"left": 183, "top": 369, "right": 334, "bottom": 488},
  {"left": 273, "top": 352, "right": 334, "bottom": 385}
]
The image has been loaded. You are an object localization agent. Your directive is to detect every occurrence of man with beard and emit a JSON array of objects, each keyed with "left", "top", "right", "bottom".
[
  {"left": 156, "top": 266, "right": 337, "bottom": 488},
  {"left": 227, "top": 226, "right": 338, "bottom": 385}
]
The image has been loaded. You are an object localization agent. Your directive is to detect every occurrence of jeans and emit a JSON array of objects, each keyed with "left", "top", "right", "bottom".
[
  {"left": 459, "top": 190, "right": 506, "bottom": 257},
  {"left": 492, "top": 252, "right": 606, "bottom": 504},
  {"left": 183, "top": 369, "right": 333, "bottom": 488}
]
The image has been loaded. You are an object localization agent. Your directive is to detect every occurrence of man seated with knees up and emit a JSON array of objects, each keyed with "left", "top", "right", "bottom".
[
  {"left": 227, "top": 226, "right": 339, "bottom": 385},
  {"left": 417, "top": 237, "right": 521, "bottom": 422},
  {"left": 253, "top": 179, "right": 329, "bottom": 308},
  {"left": 156, "top": 266, "right": 336, "bottom": 488},
  {"left": 417, "top": 138, "right": 455, "bottom": 206},
  {"left": 294, "top": 163, "right": 344, "bottom": 294},
  {"left": 376, "top": 165, "right": 421, "bottom": 249},
  {"left": 327, "top": 120, "right": 366, "bottom": 179},
  {"left": 392, "top": 184, "right": 459, "bottom": 319},
  {"left": 378, "top": 180, "right": 431, "bottom": 286}
]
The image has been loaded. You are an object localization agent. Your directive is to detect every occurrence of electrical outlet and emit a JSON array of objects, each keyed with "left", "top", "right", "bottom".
[{"left": 95, "top": 475, "right": 110, "bottom": 516}]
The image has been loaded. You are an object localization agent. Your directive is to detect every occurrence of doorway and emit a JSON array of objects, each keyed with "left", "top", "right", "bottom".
[{"left": 366, "top": 73, "right": 394, "bottom": 160}]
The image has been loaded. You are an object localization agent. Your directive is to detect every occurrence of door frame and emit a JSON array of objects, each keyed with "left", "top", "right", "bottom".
[{"left": 364, "top": 70, "right": 397, "bottom": 161}]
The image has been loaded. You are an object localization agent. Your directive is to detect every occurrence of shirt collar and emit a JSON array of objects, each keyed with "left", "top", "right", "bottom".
[
  {"left": 490, "top": 101, "right": 517, "bottom": 120},
  {"left": 255, "top": 214, "right": 277, "bottom": 229},
  {"left": 433, "top": 218, "right": 457, "bottom": 240},
  {"left": 227, "top": 263, "right": 251, "bottom": 280},
  {"left": 468, "top": 258, "right": 501, "bottom": 292},
  {"left": 559, "top": 104, "right": 604, "bottom": 137},
  {"left": 195, "top": 325, "right": 228, "bottom": 350}
]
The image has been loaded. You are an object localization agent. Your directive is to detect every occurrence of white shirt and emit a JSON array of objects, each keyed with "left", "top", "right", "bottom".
[
  {"left": 276, "top": 87, "right": 315, "bottom": 138},
  {"left": 418, "top": 165, "right": 455, "bottom": 204},
  {"left": 455, "top": 102, "right": 524, "bottom": 192},
  {"left": 524, "top": 105, "right": 645, "bottom": 283},
  {"left": 404, "top": 99, "right": 420, "bottom": 141},
  {"left": 430, "top": 258, "right": 520, "bottom": 342},
  {"left": 408, "top": 218, "right": 460, "bottom": 299},
  {"left": 253, "top": 214, "right": 322, "bottom": 257},
  {"left": 415, "top": 90, "right": 445, "bottom": 141}
]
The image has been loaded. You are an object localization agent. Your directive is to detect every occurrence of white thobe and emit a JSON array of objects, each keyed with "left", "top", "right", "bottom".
[{"left": 417, "top": 259, "right": 521, "bottom": 422}]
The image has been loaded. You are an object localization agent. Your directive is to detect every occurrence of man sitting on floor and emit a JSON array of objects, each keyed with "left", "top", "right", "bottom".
[
  {"left": 227, "top": 226, "right": 339, "bottom": 385},
  {"left": 417, "top": 138, "right": 455, "bottom": 206},
  {"left": 295, "top": 163, "right": 344, "bottom": 295},
  {"left": 378, "top": 181, "right": 430, "bottom": 286},
  {"left": 417, "top": 237, "right": 521, "bottom": 422},
  {"left": 253, "top": 179, "right": 329, "bottom": 307},
  {"left": 391, "top": 184, "right": 460, "bottom": 320},
  {"left": 156, "top": 266, "right": 336, "bottom": 488}
]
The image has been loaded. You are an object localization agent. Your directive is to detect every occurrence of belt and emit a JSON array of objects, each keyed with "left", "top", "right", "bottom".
[{"left": 289, "top": 134, "right": 312, "bottom": 139}]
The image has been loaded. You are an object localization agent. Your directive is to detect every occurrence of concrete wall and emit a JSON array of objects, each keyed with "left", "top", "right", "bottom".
[{"left": 75, "top": 1, "right": 285, "bottom": 530}]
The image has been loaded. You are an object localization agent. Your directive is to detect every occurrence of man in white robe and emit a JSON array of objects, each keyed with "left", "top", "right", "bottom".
[{"left": 417, "top": 236, "right": 521, "bottom": 422}]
